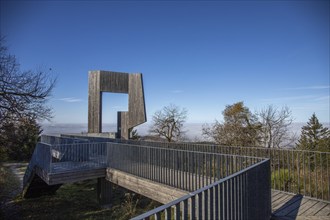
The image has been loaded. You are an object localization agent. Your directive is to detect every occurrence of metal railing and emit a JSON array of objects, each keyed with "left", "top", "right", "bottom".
[
  {"left": 131, "top": 156, "right": 271, "bottom": 220},
  {"left": 23, "top": 141, "right": 108, "bottom": 188},
  {"left": 41, "top": 135, "right": 90, "bottom": 145},
  {"left": 107, "top": 143, "right": 265, "bottom": 192},
  {"left": 24, "top": 138, "right": 271, "bottom": 219},
  {"left": 23, "top": 142, "right": 51, "bottom": 188},
  {"left": 47, "top": 141, "right": 271, "bottom": 219},
  {"left": 40, "top": 135, "right": 330, "bottom": 200},
  {"left": 107, "top": 142, "right": 271, "bottom": 219},
  {"left": 108, "top": 139, "right": 329, "bottom": 201},
  {"left": 171, "top": 143, "right": 329, "bottom": 201},
  {"left": 47, "top": 142, "right": 107, "bottom": 172},
  {"left": 55, "top": 135, "right": 330, "bottom": 200}
]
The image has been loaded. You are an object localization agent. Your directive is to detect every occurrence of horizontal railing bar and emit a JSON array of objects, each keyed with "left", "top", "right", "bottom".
[
  {"left": 57, "top": 134, "right": 330, "bottom": 154},
  {"left": 49, "top": 141, "right": 266, "bottom": 161},
  {"left": 131, "top": 159, "right": 270, "bottom": 220}
]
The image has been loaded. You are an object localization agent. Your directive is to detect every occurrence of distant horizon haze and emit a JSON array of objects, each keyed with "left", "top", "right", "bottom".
[{"left": 41, "top": 122, "right": 330, "bottom": 143}]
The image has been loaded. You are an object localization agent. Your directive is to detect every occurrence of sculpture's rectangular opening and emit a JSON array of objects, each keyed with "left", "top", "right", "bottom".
[{"left": 101, "top": 93, "right": 128, "bottom": 133}]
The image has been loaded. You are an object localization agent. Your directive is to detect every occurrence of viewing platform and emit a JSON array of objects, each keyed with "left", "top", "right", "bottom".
[{"left": 23, "top": 135, "right": 329, "bottom": 219}]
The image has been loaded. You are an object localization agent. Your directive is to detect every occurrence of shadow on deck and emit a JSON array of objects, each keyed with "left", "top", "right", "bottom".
[{"left": 271, "top": 190, "right": 330, "bottom": 219}]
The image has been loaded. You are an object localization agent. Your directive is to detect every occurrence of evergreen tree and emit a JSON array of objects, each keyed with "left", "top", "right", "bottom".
[
  {"left": 296, "top": 113, "right": 330, "bottom": 152},
  {"left": 0, "top": 116, "right": 42, "bottom": 161}
]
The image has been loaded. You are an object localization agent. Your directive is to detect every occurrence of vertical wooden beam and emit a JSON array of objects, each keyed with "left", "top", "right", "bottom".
[
  {"left": 117, "top": 111, "right": 129, "bottom": 139},
  {"left": 88, "top": 71, "right": 102, "bottom": 133},
  {"left": 128, "top": 73, "right": 147, "bottom": 128},
  {"left": 97, "top": 177, "right": 112, "bottom": 205}
]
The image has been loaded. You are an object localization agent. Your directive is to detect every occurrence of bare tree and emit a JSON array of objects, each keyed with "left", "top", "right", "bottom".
[
  {"left": 149, "top": 104, "right": 188, "bottom": 142},
  {"left": 0, "top": 37, "right": 56, "bottom": 122},
  {"left": 258, "top": 105, "right": 293, "bottom": 148},
  {"left": 0, "top": 37, "right": 56, "bottom": 160}
]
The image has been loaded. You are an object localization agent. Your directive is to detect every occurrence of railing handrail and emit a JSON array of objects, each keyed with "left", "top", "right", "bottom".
[
  {"left": 50, "top": 141, "right": 109, "bottom": 148},
  {"left": 133, "top": 139, "right": 330, "bottom": 154},
  {"left": 132, "top": 158, "right": 270, "bottom": 219},
  {"left": 49, "top": 141, "right": 266, "bottom": 161},
  {"left": 59, "top": 134, "right": 329, "bottom": 154}
]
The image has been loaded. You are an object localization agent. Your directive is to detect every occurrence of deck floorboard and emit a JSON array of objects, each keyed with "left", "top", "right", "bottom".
[{"left": 271, "top": 190, "right": 330, "bottom": 220}]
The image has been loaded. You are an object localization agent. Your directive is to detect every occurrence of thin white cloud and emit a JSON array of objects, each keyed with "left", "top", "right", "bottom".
[
  {"left": 170, "top": 90, "right": 184, "bottom": 94},
  {"left": 314, "top": 96, "right": 330, "bottom": 101},
  {"left": 260, "top": 95, "right": 315, "bottom": 103},
  {"left": 58, "top": 97, "right": 84, "bottom": 103},
  {"left": 282, "top": 85, "right": 330, "bottom": 90},
  {"left": 290, "top": 103, "right": 329, "bottom": 111}
]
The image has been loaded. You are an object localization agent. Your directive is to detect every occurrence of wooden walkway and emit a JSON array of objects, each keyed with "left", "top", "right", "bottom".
[
  {"left": 106, "top": 168, "right": 330, "bottom": 219},
  {"left": 107, "top": 168, "right": 330, "bottom": 219},
  {"left": 272, "top": 190, "right": 330, "bottom": 219},
  {"left": 31, "top": 162, "right": 330, "bottom": 220},
  {"left": 23, "top": 159, "right": 330, "bottom": 219}
]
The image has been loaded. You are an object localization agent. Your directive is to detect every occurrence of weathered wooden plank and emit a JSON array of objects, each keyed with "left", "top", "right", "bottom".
[
  {"left": 302, "top": 201, "right": 329, "bottom": 216},
  {"left": 50, "top": 171, "right": 105, "bottom": 181},
  {"left": 128, "top": 73, "right": 146, "bottom": 127},
  {"left": 294, "top": 217, "right": 330, "bottom": 220},
  {"left": 88, "top": 71, "right": 102, "bottom": 133},
  {"left": 293, "top": 199, "right": 319, "bottom": 216},
  {"left": 272, "top": 190, "right": 293, "bottom": 202},
  {"left": 282, "top": 198, "right": 309, "bottom": 216},
  {"left": 49, "top": 168, "right": 105, "bottom": 185},
  {"left": 50, "top": 170, "right": 105, "bottom": 180},
  {"left": 99, "top": 71, "right": 129, "bottom": 93},
  {"left": 50, "top": 170, "right": 105, "bottom": 179},
  {"left": 114, "top": 161, "right": 212, "bottom": 191},
  {"left": 272, "top": 194, "right": 295, "bottom": 210},
  {"left": 106, "top": 168, "right": 188, "bottom": 204},
  {"left": 272, "top": 190, "right": 282, "bottom": 198},
  {"left": 315, "top": 203, "right": 330, "bottom": 216},
  {"left": 272, "top": 192, "right": 290, "bottom": 206},
  {"left": 271, "top": 191, "right": 330, "bottom": 219}
]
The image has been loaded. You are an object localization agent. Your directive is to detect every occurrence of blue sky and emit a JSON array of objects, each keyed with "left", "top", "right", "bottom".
[{"left": 1, "top": 0, "right": 329, "bottom": 125}]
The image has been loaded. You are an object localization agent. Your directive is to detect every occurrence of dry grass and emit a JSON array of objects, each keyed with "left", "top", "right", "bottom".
[
  {"left": 0, "top": 164, "right": 161, "bottom": 220},
  {"left": 0, "top": 164, "right": 21, "bottom": 219},
  {"left": 14, "top": 180, "right": 160, "bottom": 219}
]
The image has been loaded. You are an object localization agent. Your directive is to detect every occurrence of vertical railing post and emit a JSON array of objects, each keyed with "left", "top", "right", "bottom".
[
  {"left": 190, "top": 196, "right": 196, "bottom": 220},
  {"left": 315, "top": 152, "right": 318, "bottom": 198}
]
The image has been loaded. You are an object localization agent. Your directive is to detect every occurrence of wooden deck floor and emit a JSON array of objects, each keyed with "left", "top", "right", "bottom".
[{"left": 272, "top": 190, "right": 330, "bottom": 219}]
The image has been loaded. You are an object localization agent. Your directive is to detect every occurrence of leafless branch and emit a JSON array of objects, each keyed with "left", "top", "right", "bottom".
[
  {"left": 149, "top": 104, "right": 188, "bottom": 142},
  {"left": 0, "top": 37, "right": 56, "bottom": 124}
]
